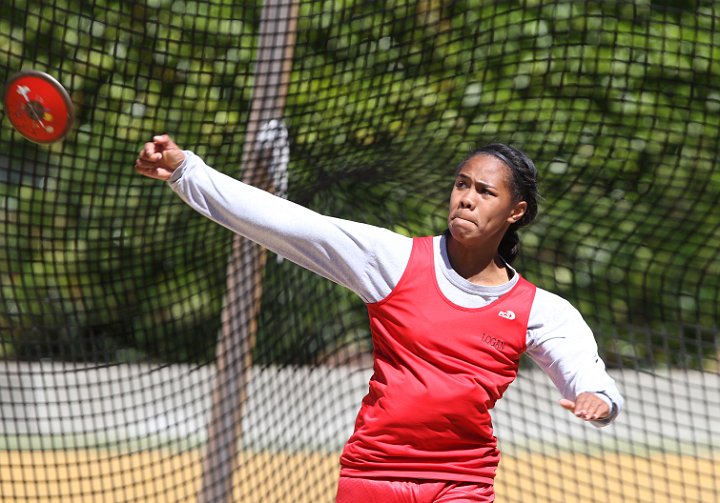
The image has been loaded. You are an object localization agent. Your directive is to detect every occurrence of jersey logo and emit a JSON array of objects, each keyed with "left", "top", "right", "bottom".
[{"left": 498, "top": 310, "right": 516, "bottom": 320}]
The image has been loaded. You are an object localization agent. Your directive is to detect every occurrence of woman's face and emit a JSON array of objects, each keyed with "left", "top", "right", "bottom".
[{"left": 447, "top": 154, "right": 527, "bottom": 248}]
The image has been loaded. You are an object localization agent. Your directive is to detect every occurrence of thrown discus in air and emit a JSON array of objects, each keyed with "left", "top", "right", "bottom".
[{"left": 3, "top": 70, "right": 74, "bottom": 143}]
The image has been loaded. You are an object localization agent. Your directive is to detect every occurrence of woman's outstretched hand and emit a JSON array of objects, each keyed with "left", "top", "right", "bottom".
[
  {"left": 135, "top": 134, "right": 186, "bottom": 181},
  {"left": 559, "top": 392, "right": 611, "bottom": 422}
]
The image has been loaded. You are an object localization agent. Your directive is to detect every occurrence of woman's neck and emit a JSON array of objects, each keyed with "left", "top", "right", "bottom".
[{"left": 445, "top": 235, "right": 510, "bottom": 286}]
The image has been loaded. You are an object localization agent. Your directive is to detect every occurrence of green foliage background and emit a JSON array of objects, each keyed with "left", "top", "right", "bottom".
[{"left": 0, "top": 0, "right": 718, "bottom": 369}]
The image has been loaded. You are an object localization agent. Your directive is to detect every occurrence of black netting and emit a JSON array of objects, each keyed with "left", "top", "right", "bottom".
[{"left": 1, "top": 0, "right": 718, "bottom": 502}]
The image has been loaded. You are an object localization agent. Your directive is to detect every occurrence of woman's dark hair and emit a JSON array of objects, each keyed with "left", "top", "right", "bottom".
[{"left": 456, "top": 143, "right": 540, "bottom": 264}]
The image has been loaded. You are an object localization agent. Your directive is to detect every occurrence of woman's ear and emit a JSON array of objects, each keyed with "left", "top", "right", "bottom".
[{"left": 508, "top": 201, "right": 527, "bottom": 223}]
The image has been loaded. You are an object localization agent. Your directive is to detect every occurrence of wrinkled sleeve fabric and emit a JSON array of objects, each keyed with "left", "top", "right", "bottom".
[
  {"left": 167, "top": 151, "right": 411, "bottom": 303},
  {"left": 525, "top": 288, "right": 624, "bottom": 427}
]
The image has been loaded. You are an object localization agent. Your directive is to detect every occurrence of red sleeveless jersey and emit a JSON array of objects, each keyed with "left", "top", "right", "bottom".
[{"left": 340, "top": 236, "right": 536, "bottom": 483}]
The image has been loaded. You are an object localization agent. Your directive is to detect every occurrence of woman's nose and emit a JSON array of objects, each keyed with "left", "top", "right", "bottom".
[{"left": 459, "top": 193, "right": 474, "bottom": 209}]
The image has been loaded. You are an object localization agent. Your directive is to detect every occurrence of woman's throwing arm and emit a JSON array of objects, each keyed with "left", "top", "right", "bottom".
[{"left": 135, "top": 135, "right": 411, "bottom": 303}]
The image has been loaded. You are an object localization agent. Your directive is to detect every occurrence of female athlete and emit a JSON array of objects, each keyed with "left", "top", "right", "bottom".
[{"left": 135, "top": 130, "right": 624, "bottom": 503}]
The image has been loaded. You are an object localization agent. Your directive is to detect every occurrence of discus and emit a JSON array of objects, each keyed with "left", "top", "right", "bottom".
[{"left": 3, "top": 70, "right": 74, "bottom": 143}]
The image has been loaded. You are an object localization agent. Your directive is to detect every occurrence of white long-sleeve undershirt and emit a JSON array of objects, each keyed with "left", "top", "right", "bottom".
[{"left": 168, "top": 151, "right": 624, "bottom": 425}]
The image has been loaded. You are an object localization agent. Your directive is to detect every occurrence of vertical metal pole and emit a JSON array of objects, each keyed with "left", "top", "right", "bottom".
[{"left": 198, "top": 1, "right": 300, "bottom": 502}]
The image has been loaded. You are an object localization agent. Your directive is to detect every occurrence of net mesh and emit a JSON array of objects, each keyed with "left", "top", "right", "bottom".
[{"left": 1, "top": 0, "right": 719, "bottom": 502}]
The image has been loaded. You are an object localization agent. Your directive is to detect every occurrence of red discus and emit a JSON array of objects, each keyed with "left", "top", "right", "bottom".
[{"left": 3, "top": 70, "right": 74, "bottom": 143}]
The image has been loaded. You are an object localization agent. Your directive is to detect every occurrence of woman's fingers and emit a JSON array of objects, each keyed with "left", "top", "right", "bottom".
[{"left": 559, "top": 393, "right": 610, "bottom": 421}]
